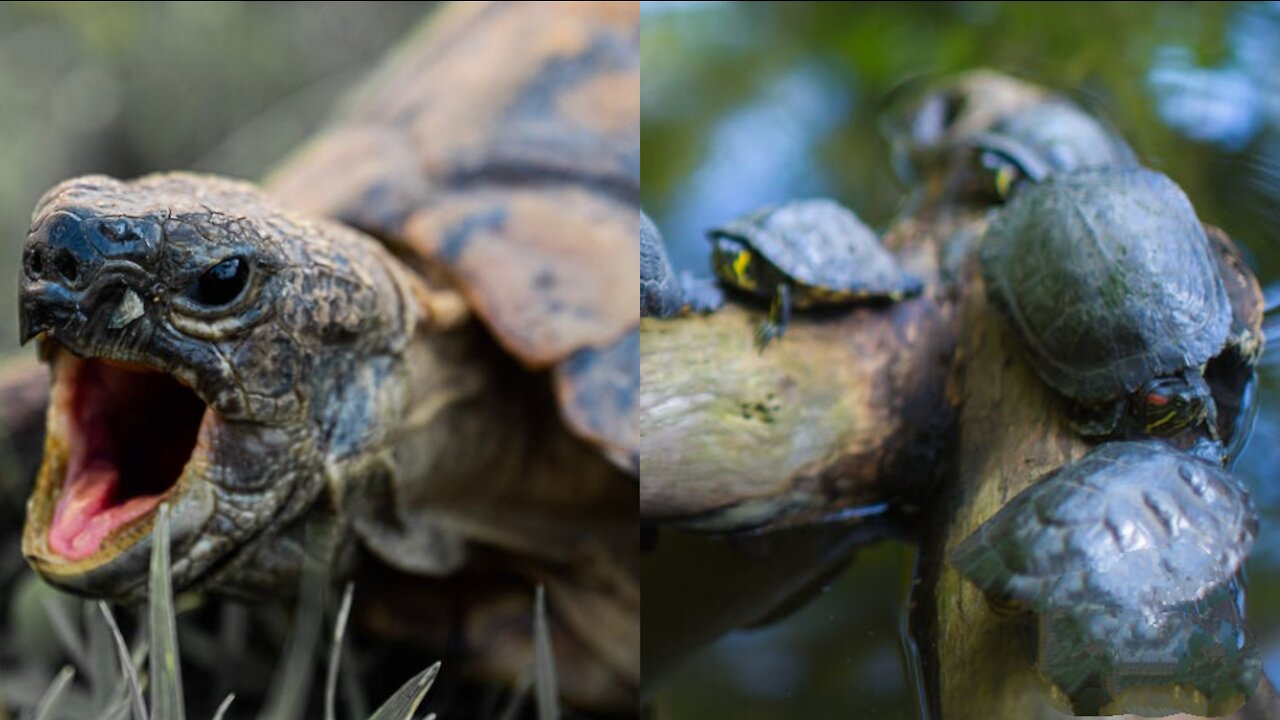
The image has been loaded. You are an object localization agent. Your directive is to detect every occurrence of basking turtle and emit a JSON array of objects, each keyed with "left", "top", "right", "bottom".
[
  {"left": 965, "top": 99, "right": 1138, "bottom": 200},
  {"left": 641, "top": 210, "right": 723, "bottom": 319},
  {"left": 951, "top": 440, "right": 1260, "bottom": 713},
  {"left": 888, "top": 69, "right": 1049, "bottom": 186},
  {"left": 981, "top": 167, "right": 1234, "bottom": 445},
  {"left": 15, "top": 2, "right": 638, "bottom": 710},
  {"left": 708, "top": 198, "right": 923, "bottom": 347},
  {"left": 889, "top": 71, "right": 1135, "bottom": 207}
]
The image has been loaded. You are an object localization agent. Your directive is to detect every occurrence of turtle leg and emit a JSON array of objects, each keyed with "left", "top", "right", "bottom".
[
  {"left": 1202, "top": 395, "right": 1222, "bottom": 443},
  {"left": 755, "top": 283, "right": 791, "bottom": 350},
  {"left": 1187, "top": 396, "right": 1228, "bottom": 464}
]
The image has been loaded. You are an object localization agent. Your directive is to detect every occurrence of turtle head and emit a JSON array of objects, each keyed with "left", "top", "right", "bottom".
[
  {"left": 960, "top": 102, "right": 1137, "bottom": 202},
  {"left": 885, "top": 70, "right": 1047, "bottom": 191},
  {"left": 708, "top": 233, "right": 762, "bottom": 294},
  {"left": 1129, "top": 373, "right": 1214, "bottom": 437},
  {"left": 18, "top": 173, "right": 423, "bottom": 600},
  {"left": 887, "top": 71, "right": 1135, "bottom": 205}
]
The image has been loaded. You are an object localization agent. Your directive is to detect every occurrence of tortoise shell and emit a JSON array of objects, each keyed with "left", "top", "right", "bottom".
[
  {"left": 981, "top": 167, "right": 1231, "bottom": 403},
  {"left": 266, "top": 2, "right": 639, "bottom": 469}
]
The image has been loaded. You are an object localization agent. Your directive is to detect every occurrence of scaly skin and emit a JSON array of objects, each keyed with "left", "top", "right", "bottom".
[{"left": 19, "top": 172, "right": 435, "bottom": 598}]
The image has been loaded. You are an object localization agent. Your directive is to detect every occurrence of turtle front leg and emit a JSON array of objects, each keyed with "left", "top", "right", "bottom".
[{"left": 755, "top": 282, "right": 792, "bottom": 350}]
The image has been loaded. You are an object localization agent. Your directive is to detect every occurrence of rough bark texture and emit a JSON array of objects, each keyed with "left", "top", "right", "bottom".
[
  {"left": 917, "top": 263, "right": 1093, "bottom": 718},
  {"left": 639, "top": 215, "right": 959, "bottom": 532}
]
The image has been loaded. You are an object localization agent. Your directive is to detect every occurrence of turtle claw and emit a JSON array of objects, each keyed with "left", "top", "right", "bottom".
[{"left": 754, "top": 320, "right": 785, "bottom": 351}]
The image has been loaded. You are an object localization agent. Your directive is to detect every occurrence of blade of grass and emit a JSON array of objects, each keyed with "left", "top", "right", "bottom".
[
  {"left": 31, "top": 666, "right": 75, "bottom": 720},
  {"left": 367, "top": 662, "right": 440, "bottom": 720},
  {"left": 532, "top": 586, "right": 559, "bottom": 720},
  {"left": 103, "top": 695, "right": 135, "bottom": 720},
  {"left": 324, "top": 582, "right": 355, "bottom": 720},
  {"left": 494, "top": 666, "right": 532, "bottom": 720},
  {"left": 257, "top": 518, "right": 335, "bottom": 720},
  {"left": 149, "top": 504, "right": 185, "bottom": 720},
  {"left": 42, "top": 597, "right": 88, "bottom": 674},
  {"left": 340, "top": 643, "right": 369, "bottom": 720},
  {"left": 86, "top": 601, "right": 121, "bottom": 710},
  {"left": 99, "top": 602, "right": 146, "bottom": 720},
  {"left": 211, "top": 693, "right": 235, "bottom": 720}
]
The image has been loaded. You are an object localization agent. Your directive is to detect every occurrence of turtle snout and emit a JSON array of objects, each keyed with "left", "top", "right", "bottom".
[
  {"left": 23, "top": 213, "right": 159, "bottom": 286},
  {"left": 19, "top": 211, "right": 160, "bottom": 345}
]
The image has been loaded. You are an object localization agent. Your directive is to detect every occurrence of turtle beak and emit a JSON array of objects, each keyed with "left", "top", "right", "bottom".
[{"left": 19, "top": 281, "right": 78, "bottom": 345}]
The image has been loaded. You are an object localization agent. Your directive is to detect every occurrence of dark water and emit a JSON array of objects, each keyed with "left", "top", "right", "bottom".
[{"left": 641, "top": 2, "right": 1280, "bottom": 717}]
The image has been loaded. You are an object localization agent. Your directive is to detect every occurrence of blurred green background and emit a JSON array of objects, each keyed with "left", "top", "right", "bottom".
[{"left": 642, "top": 2, "right": 1280, "bottom": 718}]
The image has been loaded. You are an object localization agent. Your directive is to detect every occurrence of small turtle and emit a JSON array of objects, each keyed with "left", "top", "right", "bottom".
[
  {"left": 981, "top": 167, "right": 1233, "bottom": 444},
  {"left": 887, "top": 70, "right": 1049, "bottom": 186},
  {"left": 951, "top": 441, "right": 1260, "bottom": 713},
  {"left": 641, "top": 210, "right": 723, "bottom": 319},
  {"left": 707, "top": 198, "right": 923, "bottom": 347},
  {"left": 965, "top": 100, "right": 1138, "bottom": 201},
  {"left": 889, "top": 72, "right": 1136, "bottom": 208}
]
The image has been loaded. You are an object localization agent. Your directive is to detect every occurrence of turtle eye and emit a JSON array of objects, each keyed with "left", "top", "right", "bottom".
[{"left": 190, "top": 257, "right": 250, "bottom": 307}]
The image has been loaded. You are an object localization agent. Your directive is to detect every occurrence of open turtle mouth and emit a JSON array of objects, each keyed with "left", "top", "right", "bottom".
[{"left": 25, "top": 344, "right": 211, "bottom": 569}]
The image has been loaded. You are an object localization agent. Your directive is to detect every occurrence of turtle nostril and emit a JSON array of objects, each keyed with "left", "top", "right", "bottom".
[
  {"left": 52, "top": 248, "right": 79, "bottom": 284},
  {"left": 23, "top": 247, "right": 44, "bottom": 279}
]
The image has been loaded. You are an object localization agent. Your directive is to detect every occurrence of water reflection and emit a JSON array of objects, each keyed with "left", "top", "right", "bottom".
[
  {"left": 1148, "top": 3, "right": 1280, "bottom": 151},
  {"left": 643, "top": 1, "right": 1280, "bottom": 716},
  {"left": 662, "top": 65, "right": 850, "bottom": 272}
]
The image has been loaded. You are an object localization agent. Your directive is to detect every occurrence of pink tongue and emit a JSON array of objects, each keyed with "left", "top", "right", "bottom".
[{"left": 49, "top": 463, "right": 163, "bottom": 561}]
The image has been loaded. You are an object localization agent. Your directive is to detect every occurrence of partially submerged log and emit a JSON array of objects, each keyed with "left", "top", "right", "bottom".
[{"left": 914, "top": 260, "right": 1091, "bottom": 718}]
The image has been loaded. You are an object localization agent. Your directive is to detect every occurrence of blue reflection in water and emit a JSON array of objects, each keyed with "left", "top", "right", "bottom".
[
  {"left": 1148, "top": 3, "right": 1280, "bottom": 150},
  {"left": 1242, "top": 396, "right": 1280, "bottom": 568},
  {"left": 1270, "top": 645, "right": 1280, "bottom": 688},
  {"left": 710, "top": 633, "right": 806, "bottom": 700},
  {"left": 1148, "top": 48, "right": 1260, "bottom": 150},
  {"left": 663, "top": 64, "right": 852, "bottom": 272}
]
